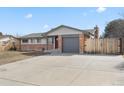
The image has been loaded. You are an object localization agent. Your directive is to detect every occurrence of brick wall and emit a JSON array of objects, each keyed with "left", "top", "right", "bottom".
[
  {"left": 58, "top": 35, "right": 62, "bottom": 53},
  {"left": 79, "top": 33, "right": 84, "bottom": 53},
  {"left": 21, "top": 44, "right": 53, "bottom": 51}
]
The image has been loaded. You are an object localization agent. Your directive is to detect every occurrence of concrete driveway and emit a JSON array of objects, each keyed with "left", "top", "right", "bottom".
[{"left": 0, "top": 54, "right": 124, "bottom": 86}]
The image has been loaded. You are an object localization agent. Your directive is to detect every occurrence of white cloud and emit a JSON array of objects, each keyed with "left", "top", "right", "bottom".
[
  {"left": 96, "top": 7, "right": 106, "bottom": 13},
  {"left": 43, "top": 24, "right": 49, "bottom": 29},
  {"left": 25, "top": 13, "right": 32, "bottom": 19}
]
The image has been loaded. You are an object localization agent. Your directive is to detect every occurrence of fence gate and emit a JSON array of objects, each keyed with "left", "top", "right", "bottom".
[{"left": 84, "top": 38, "right": 121, "bottom": 54}]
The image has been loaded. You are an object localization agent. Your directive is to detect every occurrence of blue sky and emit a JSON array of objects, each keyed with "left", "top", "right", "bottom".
[{"left": 0, "top": 7, "right": 123, "bottom": 36}]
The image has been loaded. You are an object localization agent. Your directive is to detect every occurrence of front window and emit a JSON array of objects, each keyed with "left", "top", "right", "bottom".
[
  {"left": 48, "top": 37, "right": 53, "bottom": 44},
  {"left": 22, "top": 39, "right": 28, "bottom": 43},
  {"left": 30, "top": 39, "right": 34, "bottom": 43},
  {"left": 37, "top": 38, "right": 41, "bottom": 43},
  {"left": 41, "top": 39, "right": 47, "bottom": 44}
]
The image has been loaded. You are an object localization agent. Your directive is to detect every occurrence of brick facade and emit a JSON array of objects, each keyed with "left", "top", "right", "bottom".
[
  {"left": 21, "top": 34, "right": 88, "bottom": 53},
  {"left": 21, "top": 44, "right": 53, "bottom": 51},
  {"left": 58, "top": 35, "right": 62, "bottom": 53},
  {"left": 79, "top": 34, "right": 84, "bottom": 53}
]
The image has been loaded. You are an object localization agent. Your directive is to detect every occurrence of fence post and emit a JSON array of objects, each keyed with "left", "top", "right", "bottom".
[{"left": 120, "top": 38, "right": 122, "bottom": 55}]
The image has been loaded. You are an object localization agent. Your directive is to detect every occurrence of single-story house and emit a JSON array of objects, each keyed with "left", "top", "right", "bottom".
[{"left": 21, "top": 25, "right": 99, "bottom": 53}]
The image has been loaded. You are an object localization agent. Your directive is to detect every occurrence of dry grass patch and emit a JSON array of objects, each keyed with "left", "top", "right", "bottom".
[{"left": 0, "top": 51, "right": 44, "bottom": 65}]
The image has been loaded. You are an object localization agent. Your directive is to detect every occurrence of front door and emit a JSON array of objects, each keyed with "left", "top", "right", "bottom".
[{"left": 55, "top": 36, "right": 58, "bottom": 49}]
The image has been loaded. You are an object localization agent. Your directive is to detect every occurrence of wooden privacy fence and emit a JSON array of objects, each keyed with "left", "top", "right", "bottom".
[
  {"left": 120, "top": 38, "right": 124, "bottom": 54},
  {"left": 84, "top": 38, "right": 121, "bottom": 54}
]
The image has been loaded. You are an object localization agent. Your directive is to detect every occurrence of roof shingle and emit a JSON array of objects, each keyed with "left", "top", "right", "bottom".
[{"left": 21, "top": 33, "right": 46, "bottom": 38}]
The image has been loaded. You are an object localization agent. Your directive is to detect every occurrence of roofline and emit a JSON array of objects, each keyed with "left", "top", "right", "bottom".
[
  {"left": 20, "top": 32, "right": 46, "bottom": 39},
  {"left": 21, "top": 36, "right": 45, "bottom": 39},
  {"left": 20, "top": 25, "right": 96, "bottom": 39},
  {"left": 0, "top": 35, "right": 19, "bottom": 39},
  {"left": 45, "top": 25, "right": 95, "bottom": 36}
]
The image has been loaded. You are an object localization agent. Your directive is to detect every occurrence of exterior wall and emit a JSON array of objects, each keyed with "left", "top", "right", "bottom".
[
  {"left": 21, "top": 38, "right": 49, "bottom": 51},
  {"left": 51, "top": 34, "right": 86, "bottom": 54},
  {"left": 58, "top": 35, "right": 62, "bottom": 53},
  {"left": 21, "top": 44, "right": 53, "bottom": 51},
  {"left": 79, "top": 34, "right": 84, "bottom": 54},
  {"left": 21, "top": 38, "right": 47, "bottom": 44},
  {"left": 46, "top": 27, "right": 86, "bottom": 53},
  {"left": 47, "top": 27, "right": 82, "bottom": 36},
  {"left": 21, "top": 34, "right": 87, "bottom": 53},
  {"left": 20, "top": 27, "right": 92, "bottom": 53}
]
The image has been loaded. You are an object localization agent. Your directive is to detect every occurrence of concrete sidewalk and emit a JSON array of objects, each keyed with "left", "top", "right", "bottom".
[{"left": 0, "top": 55, "right": 124, "bottom": 86}]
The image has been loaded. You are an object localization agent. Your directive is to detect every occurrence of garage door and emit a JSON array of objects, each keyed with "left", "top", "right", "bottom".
[{"left": 62, "top": 36, "right": 79, "bottom": 53}]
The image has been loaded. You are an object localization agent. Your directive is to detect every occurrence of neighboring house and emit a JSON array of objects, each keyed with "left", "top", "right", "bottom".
[
  {"left": 21, "top": 25, "right": 99, "bottom": 53},
  {"left": 0, "top": 35, "right": 21, "bottom": 51}
]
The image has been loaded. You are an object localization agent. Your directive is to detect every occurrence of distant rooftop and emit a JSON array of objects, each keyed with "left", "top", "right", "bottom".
[
  {"left": 21, "top": 33, "right": 46, "bottom": 38},
  {"left": 0, "top": 35, "right": 15, "bottom": 39}
]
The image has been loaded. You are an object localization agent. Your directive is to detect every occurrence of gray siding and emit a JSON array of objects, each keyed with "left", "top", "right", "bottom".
[{"left": 47, "top": 27, "right": 82, "bottom": 36}]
